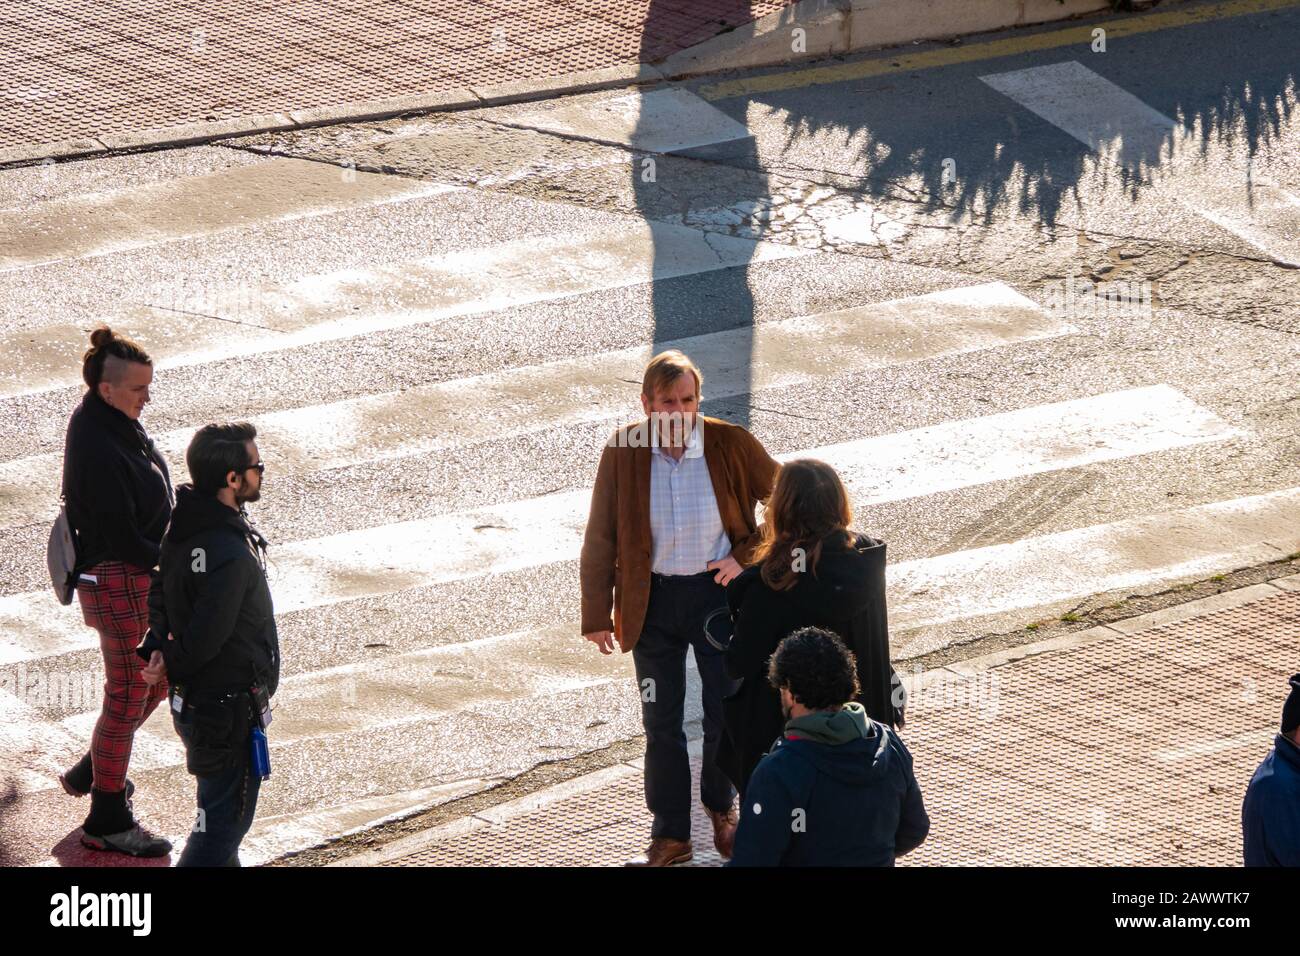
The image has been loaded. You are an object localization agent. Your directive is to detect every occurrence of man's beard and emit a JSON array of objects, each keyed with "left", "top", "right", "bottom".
[
  {"left": 653, "top": 411, "right": 693, "bottom": 447},
  {"left": 236, "top": 484, "right": 261, "bottom": 505}
]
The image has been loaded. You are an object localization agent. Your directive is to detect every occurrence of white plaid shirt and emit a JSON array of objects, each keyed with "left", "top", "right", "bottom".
[{"left": 648, "top": 419, "right": 732, "bottom": 575}]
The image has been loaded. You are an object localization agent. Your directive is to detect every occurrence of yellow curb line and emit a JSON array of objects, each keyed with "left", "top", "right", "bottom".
[{"left": 699, "top": 0, "right": 1300, "bottom": 100}]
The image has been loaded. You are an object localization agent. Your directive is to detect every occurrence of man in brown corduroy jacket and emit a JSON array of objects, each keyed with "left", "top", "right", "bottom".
[{"left": 581, "top": 350, "right": 779, "bottom": 866}]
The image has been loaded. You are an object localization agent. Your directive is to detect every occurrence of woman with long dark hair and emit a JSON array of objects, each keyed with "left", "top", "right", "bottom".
[
  {"left": 57, "top": 326, "right": 174, "bottom": 856},
  {"left": 717, "top": 458, "right": 902, "bottom": 798}
]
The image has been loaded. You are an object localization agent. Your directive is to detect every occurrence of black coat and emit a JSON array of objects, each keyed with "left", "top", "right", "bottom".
[
  {"left": 137, "top": 484, "right": 280, "bottom": 697},
  {"left": 61, "top": 391, "right": 172, "bottom": 572},
  {"left": 717, "top": 532, "right": 901, "bottom": 797}
]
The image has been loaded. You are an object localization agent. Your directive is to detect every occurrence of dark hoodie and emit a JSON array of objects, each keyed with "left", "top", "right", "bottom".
[
  {"left": 718, "top": 532, "right": 901, "bottom": 797},
  {"left": 728, "top": 703, "right": 929, "bottom": 867},
  {"left": 62, "top": 390, "right": 173, "bottom": 572},
  {"left": 1242, "top": 733, "right": 1300, "bottom": 866},
  {"left": 137, "top": 483, "right": 279, "bottom": 698}
]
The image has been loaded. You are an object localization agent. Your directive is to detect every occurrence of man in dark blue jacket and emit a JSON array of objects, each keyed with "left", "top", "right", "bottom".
[
  {"left": 729, "top": 627, "right": 928, "bottom": 866},
  {"left": 1242, "top": 673, "right": 1300, "bottom": 867}
]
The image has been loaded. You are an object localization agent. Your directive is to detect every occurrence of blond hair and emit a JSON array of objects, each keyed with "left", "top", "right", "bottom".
[{"left": 641, "top": 350, "right": 703, "bottom": 401}]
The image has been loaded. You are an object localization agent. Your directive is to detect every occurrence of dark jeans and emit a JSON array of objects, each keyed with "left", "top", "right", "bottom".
[
  {"left": 632, "top": 572, "right": 737, "bottom": 841},
  {"left": 176, "top": 742, "right": 261, "bottom": 867}
]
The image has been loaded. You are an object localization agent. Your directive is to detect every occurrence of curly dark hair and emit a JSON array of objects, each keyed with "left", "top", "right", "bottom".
[{"left": 767, "top": 627, "right": 860, "bottom": 711}]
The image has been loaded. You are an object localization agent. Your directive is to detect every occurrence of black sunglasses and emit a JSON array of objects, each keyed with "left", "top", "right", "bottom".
[{"left": 242, "top": 461, "right": 265, "bottom": 476}]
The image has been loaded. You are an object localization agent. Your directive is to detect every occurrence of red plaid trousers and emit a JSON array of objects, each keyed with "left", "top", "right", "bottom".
[{"left": 77, "top": 560, "right": 168, "bottom": 793}]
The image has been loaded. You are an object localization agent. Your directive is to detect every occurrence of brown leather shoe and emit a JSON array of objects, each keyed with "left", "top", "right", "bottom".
[
  {"left": 705, "top": 803, "right": 739, "bottom": 860},
  {"left": 625, "top": 837, "right": 693, "bottom": 867}
]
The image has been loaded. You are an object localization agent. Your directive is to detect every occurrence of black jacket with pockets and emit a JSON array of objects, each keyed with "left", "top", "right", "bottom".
[
  {"left": 62, "top": 391, "right": 173, "bottom": 571},
  {"left": 138, "top": 484, "right": 280, "bottom": 774}
]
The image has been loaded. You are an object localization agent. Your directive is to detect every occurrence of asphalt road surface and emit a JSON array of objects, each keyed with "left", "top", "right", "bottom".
[{"left": 0, "top": 0, "right": 1297, "bottom": 865}]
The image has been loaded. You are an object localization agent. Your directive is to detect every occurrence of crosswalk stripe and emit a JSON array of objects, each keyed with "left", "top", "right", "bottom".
[
  {"left": 0, "top": 219, "right": 811, "bottom": 400},
  {"left": 487, "top": 87, "right": 754, "bottom": 153},
  {"left": 0, "top": 385, "right": 1244, "bottom": 663},
  {"left": 255, "top": 626, "right": 623, "bottom": 745},
  {"left": 1, "top": 626, "right": 635, "bottom": 799},
  {"left": 812, "top": 384, "right": 1242, "bottom": 503},
  {"left": 980, "top": 61, "right": 1175, "bottom": 172},
  {"left": 0, "top": 682, "right": 82, "bottom": 794},
  {"left": 980, "top": 61, "right": 1300, "bottom": 267},
  {"left": 34, "top": 646, "right": 584, "bottom": 774},
  {"left": 0, "top": 281, "right": 1072, "bottom": 526},
  {"left": 0, "top": 157, "right": 458, "bottom": 272},
  {"left": 887, "top": 486, "right": 1300, "bottom": 651}
]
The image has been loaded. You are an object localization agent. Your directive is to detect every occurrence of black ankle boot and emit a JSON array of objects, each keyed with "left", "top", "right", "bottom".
[
  {"left": 81, "top": 788, "right": 171, "bottom": 858},
  {"left": 61, "top": 752, "right": 93, "bottom": 794},
  {"left": 82, "top": 787, "right": 135, "bottom": 836},
  {"left": 59, "top": 753, "right": 135, "bottom": 801}
]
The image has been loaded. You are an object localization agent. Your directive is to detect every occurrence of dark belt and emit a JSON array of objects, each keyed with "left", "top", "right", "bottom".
[
  {"left": 171, "top": 683, "right": 253, "bottom": 711},
  {"left": 650, "top": 569, "right": 719, "bottom": 587}
]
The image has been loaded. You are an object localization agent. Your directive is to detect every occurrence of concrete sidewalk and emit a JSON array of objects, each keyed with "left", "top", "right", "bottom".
[
  {"left": 1, "top": 0, "right": 795, "bottom": 164},
  {"left": 346, "top": 575, "right": 1300, "bottom": 866}
]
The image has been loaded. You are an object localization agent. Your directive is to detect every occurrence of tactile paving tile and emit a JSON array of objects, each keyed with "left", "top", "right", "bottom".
[
  {"left": 0, "top": 0, "right": 801, "bottom": 153},
  {"left": 382, "top": 590, "right": 1297, "bottom": 866},
  {"left": 385, "top": 762, "right": 727, "bottom": 867}
]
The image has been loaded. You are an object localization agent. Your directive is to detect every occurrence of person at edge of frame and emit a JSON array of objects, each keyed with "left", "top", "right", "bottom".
[
  {"left": 138, "top": 422, "right": 279, "bottom": 867},
  {"left": 580, "top": 349, "right": 780, "bottom": 866},
  {"left": 1242, "top": 673, "right": 1300, "bottom": 866},
  {"left": 729, "top": 627, "right": 929, "bottom": 867}
]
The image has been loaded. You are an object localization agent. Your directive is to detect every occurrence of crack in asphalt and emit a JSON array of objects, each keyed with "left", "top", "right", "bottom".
[
  {"left": 744, "top": 403, "right": 824, "bottom": 422},
  {"left": 698, "top": 229, "right": 734, "bottom": 264},
  {"left": 145, "top": 303, "right": 286, "bottom": 332},
  {"left": 468, "top": 114, "right": 649, "bottom": 156}
]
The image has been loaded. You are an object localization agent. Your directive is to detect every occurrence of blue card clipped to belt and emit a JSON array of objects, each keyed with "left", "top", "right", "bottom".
[{"left": 250, "top": 726, "right": 271, "bottom": 780}]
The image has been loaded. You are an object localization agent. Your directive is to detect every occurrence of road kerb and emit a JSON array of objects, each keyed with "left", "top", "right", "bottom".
[
  {"left": 1100, "top": 581, "right": 1287, "bottom": 635},
  {"left": 288, "top": 89, "right": 481, "bottom": 128},
  {"left": 0, "top": 137, "right": 107, "bottom": 167},
  {"left": 944, "top": 576, "right": 1298, "bottom": 674},
  {"left": 96, "top": 114, "right": 299, "bottom": 153},
  {"left": 331, "top": 758, "right": 652, "bottom": 867},
  {"left": 470, "top": 64, "right": 668, "bottom": 107}
]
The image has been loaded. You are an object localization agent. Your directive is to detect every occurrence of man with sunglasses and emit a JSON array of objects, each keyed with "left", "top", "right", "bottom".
[{"left": 138, "top": 422, "right": 279, "bottom": 866}]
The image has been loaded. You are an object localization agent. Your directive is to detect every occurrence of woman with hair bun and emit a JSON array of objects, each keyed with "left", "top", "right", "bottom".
[
  {"left": 717, "top": 458, "right": 903, "bottom": 799},
  {"left": 57, "top": 326, "right": 174, "bottom": 857}
]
